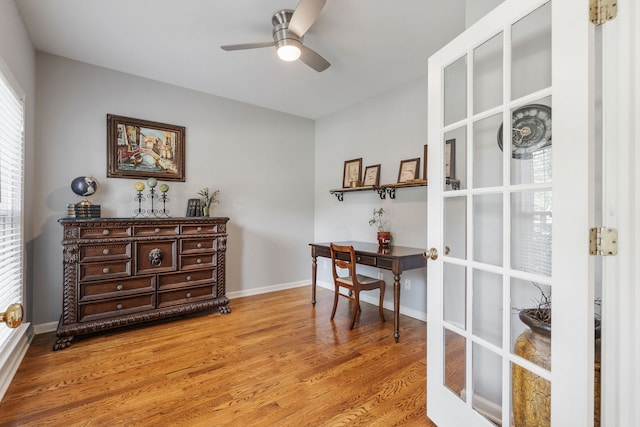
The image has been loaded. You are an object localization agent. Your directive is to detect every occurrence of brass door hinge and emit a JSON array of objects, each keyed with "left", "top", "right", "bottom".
[
  {"left": 589, "top": 227, "right": 618, "bottom": 256},
  {"left": 590, "top": 0, "right": 618, "bottom": 25}
]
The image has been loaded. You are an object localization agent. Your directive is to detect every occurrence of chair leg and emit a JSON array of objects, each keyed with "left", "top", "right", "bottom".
[
  {"left": 330, "top": 285, "right": 339, "bottom": 320},
  {"left": 350, "top": 290, "right": 360, "bottom": 330},
  {"left": 378, "top": 285, "right": 385, "bottom": 322}
]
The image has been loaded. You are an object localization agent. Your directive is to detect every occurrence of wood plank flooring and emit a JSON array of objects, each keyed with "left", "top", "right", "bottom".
[{"left": 0, "top": 286, "right": 435, "bottom": 426}]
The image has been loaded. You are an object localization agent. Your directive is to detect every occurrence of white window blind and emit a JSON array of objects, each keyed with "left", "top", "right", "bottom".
[{"left": 0, "top": 63, "right": 25, "bottom": 351}]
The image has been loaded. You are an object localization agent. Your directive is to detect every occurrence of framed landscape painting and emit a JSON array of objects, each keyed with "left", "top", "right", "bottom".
[{"left": 107, "top": 114, "right": 186, "bottom": 181}]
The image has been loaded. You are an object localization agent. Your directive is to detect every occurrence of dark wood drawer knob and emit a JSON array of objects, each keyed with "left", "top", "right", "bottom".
[{"left": 149, "top": 248, "right": 163, "bottom": 266}]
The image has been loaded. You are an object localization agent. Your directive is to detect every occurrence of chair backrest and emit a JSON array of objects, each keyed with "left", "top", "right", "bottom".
[{"left": 330, "top": 243, "right": 357, "bottom": 282}]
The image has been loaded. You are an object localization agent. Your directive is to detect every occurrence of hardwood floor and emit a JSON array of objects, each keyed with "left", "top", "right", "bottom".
[{"left": 0, "top": 286, "right": 435, "bottom": 426}]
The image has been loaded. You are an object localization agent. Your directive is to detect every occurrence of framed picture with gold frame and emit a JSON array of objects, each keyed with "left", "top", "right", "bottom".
[{"left": 107, "top": 114, "right": 185, "bottom": 181}]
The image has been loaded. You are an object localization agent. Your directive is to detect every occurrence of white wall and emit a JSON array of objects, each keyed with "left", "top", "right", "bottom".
[
  {"left": 314, "top": 78, "right": 429, "bottom": 316},
  {"left": 0, "top": 0, "right": 36, "bottom": 321},
  {"left": 31, "top": 53, "right": 315, "bottom": 326}
]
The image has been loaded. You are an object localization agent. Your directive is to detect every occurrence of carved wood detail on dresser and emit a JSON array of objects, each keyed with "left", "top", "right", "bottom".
[{"left": 54, "top": 217, "right": 230, "bottom": 350}]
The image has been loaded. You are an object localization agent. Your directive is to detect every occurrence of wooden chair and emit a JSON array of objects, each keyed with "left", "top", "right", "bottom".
[{"left": 329, "top": 243, "right": 386, "bottom": 329}]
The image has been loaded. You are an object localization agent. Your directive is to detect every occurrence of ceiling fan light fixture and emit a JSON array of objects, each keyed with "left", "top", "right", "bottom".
[{"left": 276, "top": 40, "right": 302, "bottom": 62}]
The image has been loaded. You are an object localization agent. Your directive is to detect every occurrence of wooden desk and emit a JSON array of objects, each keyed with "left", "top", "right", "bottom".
[{"left": 309, "top": 241, "right": 427, "bottom": 342}]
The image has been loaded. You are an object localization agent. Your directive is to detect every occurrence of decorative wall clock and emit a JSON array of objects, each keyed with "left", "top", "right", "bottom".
[{"left": 497, "top": 104, "right": 552, "bottom": 159}]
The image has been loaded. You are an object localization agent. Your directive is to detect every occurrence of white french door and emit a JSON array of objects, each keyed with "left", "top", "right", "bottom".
[{"left": 427, "top": 0, "right": 596, "bottom": 425}]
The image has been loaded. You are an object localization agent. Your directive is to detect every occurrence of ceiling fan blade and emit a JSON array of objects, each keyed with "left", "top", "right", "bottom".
[
  {"left": 221, "top": 42, "right": 275, "bottom": 51},
  {"left": 299, "top": 45, "right": 330, "bottom": 72},
  {"left": 288, "top": 0, "right": 326, "bottom": 37}
]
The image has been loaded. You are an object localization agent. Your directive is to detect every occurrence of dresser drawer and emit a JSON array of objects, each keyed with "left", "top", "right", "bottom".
[
  {"left": 181, "top": 238, "right": 216, "bottom": 254},
  {"left": 180, "top": 253, "right": 215, "bottom": 270},
  {"left": 80, "top": 226, "right": 132, "bottom": 239},
  {"left": 181, "top": 224, "right": 218, "bottom": 235},
  {"left": 79, "top": 294, "right": 155, "bottom": 322},
  {"left": 136, "top": 240, "right": 177, "bottom": 274},
  {"left": 157, "top": 285, "right": 214, "bottom": 308},
  {"left": 79, "top": 260, "right": 131, "bottom": 281},
  {"left": 157, "top": 269, "right": 216, "bottom": 291},
  {"left": 80, "top": 276, "right": 155, "bottom": 301},
  {"left": 134, "top": 225, "right": 179, "bottom": 237},
  {"left": 80, "top": 243, "right": 131, "bottom": 262}
]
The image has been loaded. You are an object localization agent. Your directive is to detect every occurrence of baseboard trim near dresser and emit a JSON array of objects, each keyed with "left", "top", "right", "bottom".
[{"left": 226, "top": 280, "right": 310, "bottom": 299}]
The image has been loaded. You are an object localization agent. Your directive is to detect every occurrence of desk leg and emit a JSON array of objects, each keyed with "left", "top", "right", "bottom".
[
  {"left": 311, "top": 255, "right": 317, "bottom": 306},
  {"left": 393, "top": 273, "right": 401, "bottom": 343}
]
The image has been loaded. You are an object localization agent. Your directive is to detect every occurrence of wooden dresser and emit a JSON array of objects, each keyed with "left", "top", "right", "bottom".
[{"left": 54, "top": 217, "right": 229, "bottom": 350}]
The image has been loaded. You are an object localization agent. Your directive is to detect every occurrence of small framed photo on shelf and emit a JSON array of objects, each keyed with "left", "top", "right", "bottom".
[
  {"left": 362, "top": 164, "right": 381, "bottom": 187},
  {"left": 397, "top": 158, "right": 421, "bottom": 183},
  {"left": 445, "top": 139, "right": 456, "bottom": 179},
  {"left": 342, "top": 158, "right": 363, "bottom": 188},
  {"left": 423, "top": 145, "right": 428, "bottom": 182}
]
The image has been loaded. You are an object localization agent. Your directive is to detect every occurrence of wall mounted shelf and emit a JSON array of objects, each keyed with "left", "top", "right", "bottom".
[{"left": 329, "top": 178, "right": 460, "bottom": 201}]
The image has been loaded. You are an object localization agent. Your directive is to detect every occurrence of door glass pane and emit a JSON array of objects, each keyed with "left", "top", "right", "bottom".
[
  {"left": 443, "top": 262, "right": 466, "bottom": 329},
  {"left": 472, "top": 269, "right": 502, "bottom": 347},
  {"left": 473, "top": 33, "right": 503, "bottom": 114},
  {"left": 512, "top": 362, "right": 551, "bottom": 426},
  {"left": 444, "top": 196, "right": 466, "bottom": 259},
  {"left": 473, "top": 194, "right": 503, "bottom": 267},
  {"left": 444, "top": 56, "right": 467, "bottom": 126},
  {"left": 473, "top": 113, "right": 503, "bottom": 188},
  {"left": 510, "top": 278, "right": 551, "bottom": 368},
  {"left": 511, "top": 2, "right": 552, "bottom": 100},
  {"left": 510, "top": 97, "right": 552, "bottom": 185},
  {"left": 444, "top": 128, "right": 466, "bottom": 191},
  {"left": 511, "top": 190, "right": 552, "bottom": 276},
  {"left": 472, "top": 344, "right": 503, "bottom": 425},
  {"left": 444, "top": 329, "right": 466, "bottom": 400}
]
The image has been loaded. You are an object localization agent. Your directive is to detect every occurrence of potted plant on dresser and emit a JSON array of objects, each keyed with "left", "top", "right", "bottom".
[{"left": 369, "top": 208, "right": 391, "bottom": 247}]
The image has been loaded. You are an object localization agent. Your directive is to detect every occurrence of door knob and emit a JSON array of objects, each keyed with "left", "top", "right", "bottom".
[
  {"left": 423, "top": 248, "right": 438, "bottom": 261},
  {"left": 0, "top": 303, "right": 23, "bottom": 328}
]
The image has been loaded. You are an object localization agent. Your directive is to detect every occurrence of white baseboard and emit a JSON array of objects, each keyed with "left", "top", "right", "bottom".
[
  {"left": 226, "top": 280, "right": 310, "bottom": 299},
  {"left": 317, "top": 281, "right": 427, "bottom": 322},
  {"left": 31, "top": 280, "right": 426, "bottom": 335},
  {"left": 34, "top": 321, "right": 58, "bottom": 334},
  {"left": 0, "top": 323, "right": 34, "bottom": 401}
]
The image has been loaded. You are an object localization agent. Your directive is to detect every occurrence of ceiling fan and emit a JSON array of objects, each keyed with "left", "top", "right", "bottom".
[{"left": 220, "top": 0, "right": 330, "bottom": 72}]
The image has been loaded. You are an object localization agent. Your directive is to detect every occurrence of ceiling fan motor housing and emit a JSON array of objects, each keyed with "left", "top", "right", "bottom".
[{"left": 272, "top": 9, "right": 302, "bottom": 50}]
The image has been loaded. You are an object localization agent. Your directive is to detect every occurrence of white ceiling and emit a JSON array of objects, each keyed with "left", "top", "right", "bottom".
[{"left": 15, "top": 0, "right": 466, "bottom": 119}]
